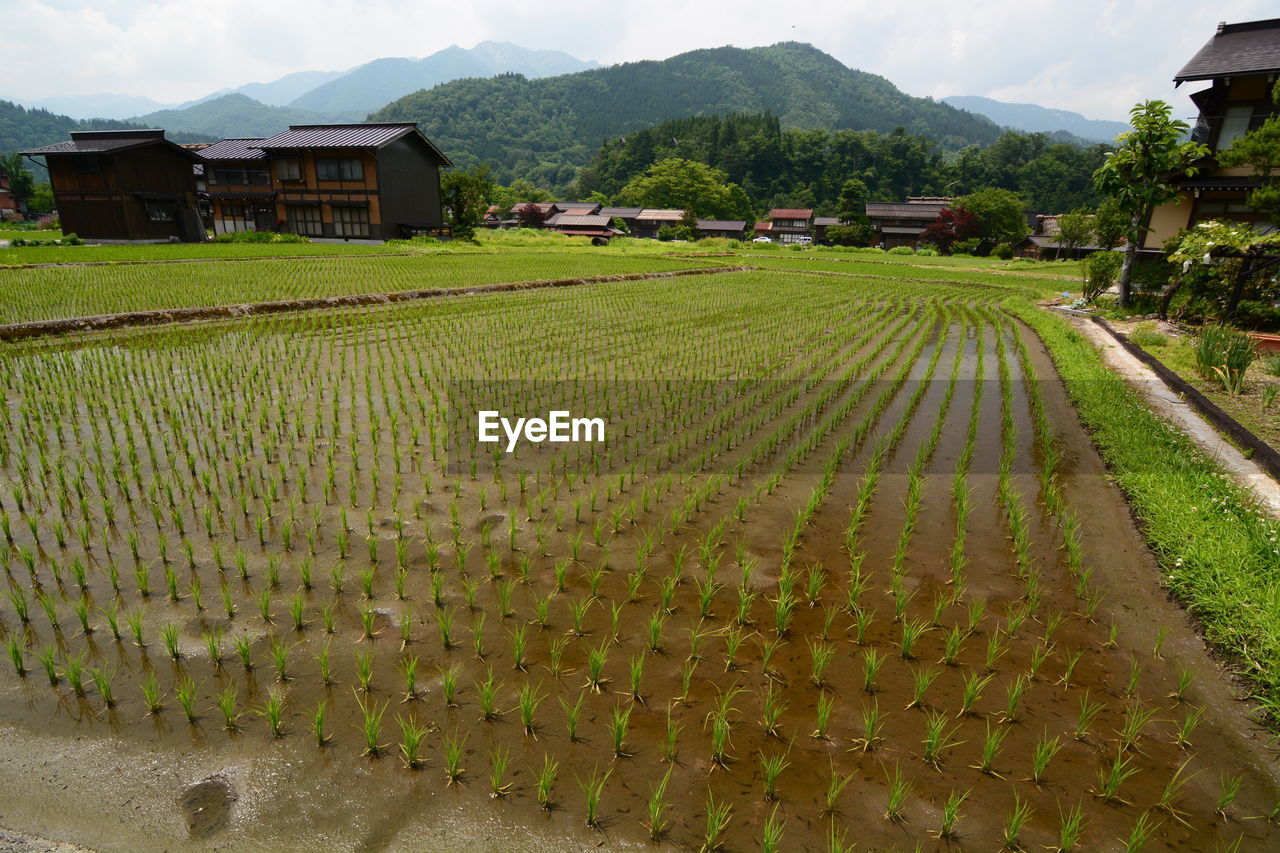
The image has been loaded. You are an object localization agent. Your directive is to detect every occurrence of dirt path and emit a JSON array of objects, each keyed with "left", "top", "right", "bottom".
[{"left": 1059, "top": 308, "right": 1280, "bottom": 517}]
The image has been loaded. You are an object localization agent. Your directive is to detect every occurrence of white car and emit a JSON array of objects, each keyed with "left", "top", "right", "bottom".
[{"left": 752, "top": 236, "right": 773, "bottom": 243}]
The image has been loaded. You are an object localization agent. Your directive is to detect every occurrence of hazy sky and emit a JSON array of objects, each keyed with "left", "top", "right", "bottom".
[{"left": 6, "top": 0, "right": 1278, "bottom": 120}]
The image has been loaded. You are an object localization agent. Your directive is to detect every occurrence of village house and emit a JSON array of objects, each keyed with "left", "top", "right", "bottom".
[
  {"left": 813, "top": 216, "right": 840, "bottom": 245},
  {"left": 695, "top": 219, "right": 747, "bottom": 241},
  {"left": 246, "top": 123, "right": 451, "bottom": 240},
  {"left": 198, "top": 138, "right": 278, "bottom": 235},
  {"left": 864, "top": 197, "right": 951, "bottom": 250},
  {"left": 631, "top": 209, "right": 685, "bottom": 239},
  {"left": 598, "top": 206, "right": 643, "bottom": 233},
  {"left": 766, "top": 208, "right": 814, "bottom": 244},
  {"left": 1144, "top": 18, "right": 1280, "bottom": 249},
  {"left": 22, "top": 129, "right": 204, "bottom": 242}
]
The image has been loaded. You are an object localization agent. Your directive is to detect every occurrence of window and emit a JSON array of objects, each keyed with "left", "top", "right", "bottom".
[
  {"left": 145, "top": 203, "right": 174, "bottom": 222},
  {"left": 74, "top": 154, "right": 101, "bottom": 174},
  {"left": 316, "top": 157, "right": 364, "bottom": 181},
  {"left": 286, "top": 204, "right": 323, "bottom": 236},
  {"left": 275, "top": 157, "right": 301, "bottom": 181},
  {"left": 211, "top": 167, "right": 269, "bottom": 186},
  {"left": 221, "top": 204, "right": 248, "bottom": 219},
  {"left": 1216, "top": 105, "right": 1253, "bottom": 150},
  {"left": 332, "top": 205, "right": 370, "bottom": 238}
]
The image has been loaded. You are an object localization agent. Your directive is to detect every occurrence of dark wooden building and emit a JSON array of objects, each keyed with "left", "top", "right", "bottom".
[
  {"left": 695, "top": 219, "right": 747, "bottom": 240},
  {"left": 259, "top": 123, "right": 450, "bottom": 239},
  {"left": 199, "top": 137, "right": 277, "bottom": 235},
  {"left": 767, "top": 208, "right": 814, "bottom": 244},
  {"left": 865, "top": 198, "right": 951, "bottom": 249},
  {"left": 22, "top": 129, "right": 203, "bottom": 242}
]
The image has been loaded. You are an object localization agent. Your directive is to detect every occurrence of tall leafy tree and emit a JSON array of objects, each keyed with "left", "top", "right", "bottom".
[
  {"left": 0, "top": 153, "right": 34, "bottom": 208},
  {"left": 1053, "top": 209, "right": 1095, "bottom": 259},
  {"left": 954, "top": 188, "right": 1029, "bottom": 248},
  {"left": 615, "top": 158, "right": 752, "bottom": 220},
  {"left": 919, "top": 206, "right": 981, "bottom": 254},
  {"left": 440, "top": 166, "right": 496, "bottom": 241},
  {"left": 1093, "top": 101, "right": 1207, "bottom": 306}
]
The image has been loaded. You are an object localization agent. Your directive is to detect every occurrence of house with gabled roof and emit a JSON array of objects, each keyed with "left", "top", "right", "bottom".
[
  {"left": 22, "top": 129, "right": 204, "bottom": 241},
  {"left": 865, "top": 198, "right": 951, "bottom": 249},
  {"left": 631, "top": 209, "right": 686, "bottom": 239},
  {"left": 249, "top": 123, "right": 451, "bottom": 240},
  {"left": 199, "top": 137, "right": 277, "bottom": 235},
  {"left": 767, "top": 208, "right": 814, "bottom": 244},
  {"left": 1144, "top": 18, "right": 1280, "bottom": 249}
]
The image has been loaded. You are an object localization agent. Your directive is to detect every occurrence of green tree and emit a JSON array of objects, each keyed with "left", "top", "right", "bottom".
[
  {"left": 440, "top": 166, "right": 496, "bottom": 241},
  {"left": 1093, "top": 100, "right": 1208, "bottom": 306},
  {"left": 0, "top": 153, "right": 34, "bottom": 208},
  {"left": 616, "top": 158, "right": 752, "bottom": 220},
  {"left": 27, "top": 182, "right": 54, "bottom": 214},
  {"left": 1092, "top": 198, "right": 1128, "bottom": 250},
  {"left": 825, "top": 222, "right": 873, "bottom": 246},
  {"left": 1053, "top": 208, "right": 1094, "bottom": 259},
  {"left": 954, "top": 187, "right": 1029, "bottom": 248}
]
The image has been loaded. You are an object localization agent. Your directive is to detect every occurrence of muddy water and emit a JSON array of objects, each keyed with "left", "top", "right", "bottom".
[{"left": 0, "top": 284, "right": 1277, "bottom": 852}]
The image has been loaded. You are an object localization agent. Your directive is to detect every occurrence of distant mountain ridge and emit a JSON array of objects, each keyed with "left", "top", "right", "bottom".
[
  {"left": 131, "top": 94, "right": 345, "bottom": 139},
  {"left": 371, "top": 42, "right": 1004, "bottom": 186},
  {"left": 942, "top": 95, "right": 1129, "bottom": 143}
]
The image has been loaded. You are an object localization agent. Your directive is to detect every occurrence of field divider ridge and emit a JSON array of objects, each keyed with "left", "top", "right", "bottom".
[{"left": 0, "top": 265, "right": 754, "bottom": 342}]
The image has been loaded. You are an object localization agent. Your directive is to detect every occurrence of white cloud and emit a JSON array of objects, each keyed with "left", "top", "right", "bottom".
[{"left": 4, "top": 0, "right": 1278, "bottom": 121}]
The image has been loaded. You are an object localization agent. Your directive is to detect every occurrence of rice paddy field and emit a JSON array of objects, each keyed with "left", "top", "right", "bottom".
[{"left": 0, "top": 248, "right": 1278, "bottom": 852}]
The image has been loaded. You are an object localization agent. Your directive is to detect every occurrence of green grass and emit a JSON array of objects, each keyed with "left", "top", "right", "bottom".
[
  {"left": 0, "top": 251, "right": 708, "bottom": 325},
  {"left": 0, "top": 240, "right": 394, "bottom": 266}
]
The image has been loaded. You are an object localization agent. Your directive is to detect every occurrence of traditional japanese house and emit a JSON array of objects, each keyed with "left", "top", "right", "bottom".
[
  {"left": 865, "top": 198, "right": 951, "bottom": 249},
  {"left": 695, "top": 219, "right": 747, "bottom": 240},
  {"left": 767, "top": 208, "right": 814, "bottom": 244}
]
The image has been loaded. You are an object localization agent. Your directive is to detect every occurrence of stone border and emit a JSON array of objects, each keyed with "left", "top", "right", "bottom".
[
  {"left": 1086, "top": 312, "right": 1280, "bottom": 483},
  {"left": 0, "top": 266, "right": 752, "bottom": 342}
]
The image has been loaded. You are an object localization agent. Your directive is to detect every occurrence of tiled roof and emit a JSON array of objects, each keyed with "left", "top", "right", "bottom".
[
  {"left": 769, "top": 208, "right": 814, "bottom": 219},
  {"left": 636, "top": 209, "right": 685, "bottom": 221},
  {"left": 553, "top": 214, "right": 613, "bottom": 227},
  {"left": 199, "top": 138, "right": 268, "bottom": 161},
  {"left": 1176, "top": 18, "right": 1280, "bottom": 81},
  {"left": 754, "top": 221, "right": 773, "bottom": 232},
  {"left": 552, "top": 202, "right": 600, "bottom": 213},
  {"left": 598, "top": 207, "right": 642, "bottom": 218},
  {"left": 866, "top": 202, "right": 947, "bottom": 219},
  {"left": 254, "top": 123, "right": 451, "bottom": 164},
  {"left": 22, "top": 129, "right": 183, "bottom": 156},
  {"left": 813, "top": 217, "right": 841, "bottom": 226},
  {"left": 696, "top": 220, "right": 746, "bottom": 230}
]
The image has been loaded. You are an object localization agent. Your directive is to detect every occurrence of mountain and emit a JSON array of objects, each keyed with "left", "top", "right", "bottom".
[
  {"left": 224, "top": 70, "right": 349, "bottom": 107},
  {"left": 370, "top": 42, "right": 1003, "bottom": 186},
  {"left": 131, "top": 93, "right": 345, "bottom": 139},
  {"left": 8, "top": 93, "right": 172, "bottom": 120},
  {"left": 942, "top": 96, "right": 1129, "bottom": 144},
  {"left": 289, "top": 42, "right": 599, "bottom": 116}
]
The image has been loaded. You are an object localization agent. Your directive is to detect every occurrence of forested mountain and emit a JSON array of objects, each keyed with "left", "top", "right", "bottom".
[
  {"left": 577, "top": 112, "right": 1110, "bottom": 215},
  {"left": 289, "top": 42, "right": 599, "bottom": 116},
  {"left": 943, "top": 96, "right": 1130, "bottom": 144},
  {"left": 132, "top": 94, "right": 345, "bottom": 139},
  {"left": 370, "top": 42, "right": 1004, "bottom": 188}
]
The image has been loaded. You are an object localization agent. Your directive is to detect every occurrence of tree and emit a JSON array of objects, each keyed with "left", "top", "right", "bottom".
[
  {"left": 616, "top": 158, "right": 752, "bottom": 220},
  {"left": 1053, "top": 209, "right": 1094, "bottom": 259},
  {"left": 825, "top": 222, "right": 873, "bottom": 247},
  {"left": 836, "top": 178, "right": 868, "bottom": 223},
  {"left": 440, "top": 166, "right": 496, "bottom": 241},
  {"left": 27, "top": 182, "right": 54, "bottom": 214},
  {"left": 514, "top": 202, "right": 550, "bottom": 229},
  {"left": 953, "top": 188, "right": 1029, "bottom": 248},
  {"left": 1218, "top": 79, "right": 1280, "bottom": 222},
  {"left": 0, "top": 153, "right": 34, "bottom": 210},
  {"left": 919, "top": 206, "right": 981, "bottom": 254},
  {"left": 1093, "top": 101, "right": 1208, "bottom": 307},
  {"left": 1165, "top": 220, "right": 1280, "bottom": 320},
  {"left": 1091, "top": 198, "right": 1127, "bottom": 250}
]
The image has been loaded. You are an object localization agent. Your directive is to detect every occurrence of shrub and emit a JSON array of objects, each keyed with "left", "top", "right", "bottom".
[
  {"left": 991, "top": 242, "right": 1014, "bottom": 259},
  {"left": 1232, "top": 300, "right": 1280, "bottom": 332},
  {"left": 1263, "top": 355, "right": 1280, "bottom": 377},
  {"left": 915, "top": 247, "right": 939, "bottom": 257},
  {"left": 952, "top": 237, "right": 982, "bottom": 256},
  {"left": 1195, "top": 324, "right": 1256, "bottom": 393},
  {"left": 887, "top": 246, "right": 914, "bottom": 255},
  {"left": 1084, "top": 251, "right": 1123, "bottom": 302},
  {"left": 212, "top": 230, "right": 308, "bottom": 244},
  {"left": 1128, "top": 321, "right": 1168, "bottom": 348}
]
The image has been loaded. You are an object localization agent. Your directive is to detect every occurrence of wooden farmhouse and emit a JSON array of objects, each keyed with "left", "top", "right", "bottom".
[{"left": 22, "top": 129, "right": 204, "bottom": 241}]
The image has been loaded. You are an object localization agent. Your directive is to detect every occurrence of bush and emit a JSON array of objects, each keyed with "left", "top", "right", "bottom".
[
  {"left": 1195, "top": 324, "right": 1256, "bottom": 393},
  {"left": 1128, "top": 321, "right": 1168, "bottom": 348},
  {"left": 212, "top": 230, "right": 308, "bottom": 244},
  {"left": 1232, "top": 300, "right": 1280, "bottom": 332},
  {"left": 915, "top": 247, "right": 939, "bottom": 257},
  {"left": 1262, "top": 354, "right": 1280, "bottom": 377},
  {"left": 887, "top": 246, "right": 914, "bottom": 255},
  {"left": 991, "top": 242, "right": 1014, "bottom": 259},
  {"left": 1084, "top": 251, "right": 1123, "bottom": 302},
  {"left": 952, "top": 237, "right": 981, "bottom": 256}
]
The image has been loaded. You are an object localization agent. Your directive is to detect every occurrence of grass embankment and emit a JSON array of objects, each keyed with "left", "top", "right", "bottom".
[
  {"left": 1011, "top": 301, "right": 1280, "bottom": 720},
  {"left": 1122, "top": 328, "right": 1280, "bottom": 451},
  {"left": 0, "top": 252, "right": 707, "bottom": 325}
]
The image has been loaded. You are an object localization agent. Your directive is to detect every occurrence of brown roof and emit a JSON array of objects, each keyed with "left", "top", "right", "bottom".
[
  {"left": 1176, "top": 18, "right": 1280, "bottom": 82},
  {"left": 551, "top": 202, "right": 600, "bottom": 213},
  {"left": 636, "top": 209, "right": 685, "bottom": 221},
  {"left": 696, "top": 220, "right": 746, "bottom": 230},
  {"left": 754, "top": 221, "right": 773, "bottom": 232},
  {"left": 199, "top": 138, "right": 269, "bottom": 161},
  {"left": 254, "top": 123, "right": 451, "bottom": 164},
  {"left": 813, "top": 217, "right": 840, "bottom": 226},
  {"left": 22, "top": 129, "right": 195, "bottom": 158},
  {"left": 598, "top": 207, "right": 642, "bottom": 218},
  {"left": 552, "top": 214, "right": 613, "bottom": 227},
  {"left": 865, "top": 202, "right": 947, "bottom": 220},
  {"left": 769, "top": 208, "right": 813, "bottom": 219}
]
